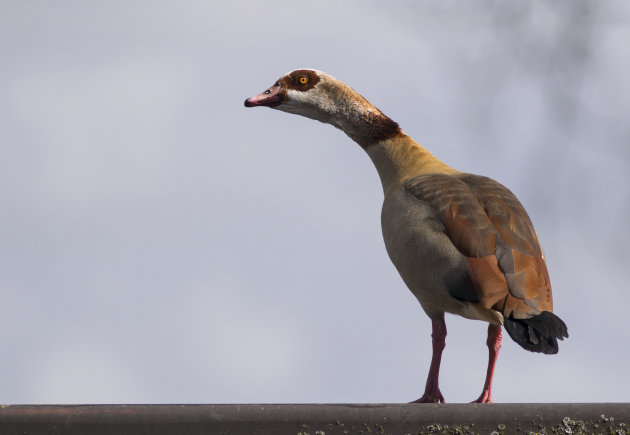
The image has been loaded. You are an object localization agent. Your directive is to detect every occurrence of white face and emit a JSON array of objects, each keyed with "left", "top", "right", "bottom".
[
  {"left": 245, "top": 69, "right": 337, "bottom": 123},
  {"left": 276, "top": 86, "right": 336, "bottom": 123}
]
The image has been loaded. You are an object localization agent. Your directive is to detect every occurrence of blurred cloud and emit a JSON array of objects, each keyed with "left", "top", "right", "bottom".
[{"left": 1, "top": 1, "right": 629, "bottom": 404}]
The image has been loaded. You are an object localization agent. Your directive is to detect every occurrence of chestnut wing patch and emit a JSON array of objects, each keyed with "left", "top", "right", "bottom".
[
  {"left": 404, "top": 173, "right": 552, "bottom": 319},
  {"left": 460, "top": 174, "right": 553, "bottom": 314}
]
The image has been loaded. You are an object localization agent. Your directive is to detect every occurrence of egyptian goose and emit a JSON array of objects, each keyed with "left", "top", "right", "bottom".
[{"left": 244, "top": 69, "right": 568, "bottom": 403}]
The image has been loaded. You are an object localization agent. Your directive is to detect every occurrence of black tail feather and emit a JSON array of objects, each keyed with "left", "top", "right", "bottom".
[{"left": 503, "top": 311, "right": 568, "bottom": 355}]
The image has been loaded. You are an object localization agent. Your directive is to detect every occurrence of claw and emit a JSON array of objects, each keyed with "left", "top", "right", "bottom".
[{"left": 412, "top": 391, "right": 445, "bottom": 403}]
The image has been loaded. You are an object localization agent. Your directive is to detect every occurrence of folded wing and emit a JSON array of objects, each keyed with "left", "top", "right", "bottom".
[{"left": 404, "top": 173, "right": 552, "bottom": 320}]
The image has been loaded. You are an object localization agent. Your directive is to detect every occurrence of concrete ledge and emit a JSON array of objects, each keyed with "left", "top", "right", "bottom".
[{"left": 0, "top": 403, "right": 628, "bottom": 434}]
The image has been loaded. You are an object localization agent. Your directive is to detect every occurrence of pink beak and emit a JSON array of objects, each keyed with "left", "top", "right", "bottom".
[{"left": 244, "top": 83, "right": 284, "bottom": 107}]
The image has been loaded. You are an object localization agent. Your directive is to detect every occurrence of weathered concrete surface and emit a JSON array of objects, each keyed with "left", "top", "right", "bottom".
[{"left": 0, "top": 403, "right": 628, "bottom": 434}]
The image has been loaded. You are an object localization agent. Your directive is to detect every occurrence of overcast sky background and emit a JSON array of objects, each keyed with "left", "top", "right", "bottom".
[{"left": 1, "top": 1, "right": 629, "bottom": 404}]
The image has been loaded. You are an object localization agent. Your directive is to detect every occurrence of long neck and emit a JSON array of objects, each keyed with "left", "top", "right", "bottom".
[
  {"left": 310, "top": 80, "right": 402, "bottom": 149},
  {"left": 305, "top": 80, "right": 459, "bottom": 191},
  {"left": 327, "top": 97, "right": 401, "bottom": 149},
  {"left": 365, "top": 133, "right": 459, "bottom": 194}
]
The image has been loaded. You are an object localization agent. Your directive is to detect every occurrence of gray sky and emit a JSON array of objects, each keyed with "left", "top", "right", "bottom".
[{"left": 1, "top": 1, "right": 629, "bottom": 404}]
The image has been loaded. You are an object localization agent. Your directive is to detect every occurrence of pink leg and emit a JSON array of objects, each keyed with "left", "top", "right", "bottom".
[
  {"left": 472, "top": 324, "right": 502, "bottom": 403},
  {"left": 412, "top": 318, "right": 446, "bottom": 403}
]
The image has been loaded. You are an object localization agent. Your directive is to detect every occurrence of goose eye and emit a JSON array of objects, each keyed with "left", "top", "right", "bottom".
[{"left": 299, "top": 76, "right": 308, "bottom": 84}]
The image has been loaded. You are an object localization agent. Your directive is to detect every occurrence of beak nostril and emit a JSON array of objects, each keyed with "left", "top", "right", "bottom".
[{"left": 245, "top": 83, "right": 283, "bottom": 108}]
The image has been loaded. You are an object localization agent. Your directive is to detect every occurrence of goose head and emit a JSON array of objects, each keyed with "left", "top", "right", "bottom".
[
  {"left": 244, "top": 69, "right": 338, "bottom": 123},
  {"left": 244, "top": 69, "right": 401, "bottom": 147}
]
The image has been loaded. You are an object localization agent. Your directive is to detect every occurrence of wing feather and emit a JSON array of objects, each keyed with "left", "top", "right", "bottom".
[{"left": 405, "top": 173, "right": 553, "bottom": 319}]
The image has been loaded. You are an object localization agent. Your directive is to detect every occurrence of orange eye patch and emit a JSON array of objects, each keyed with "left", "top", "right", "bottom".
[{"left": 299, "top": 76, "right": 308, "bottom": 84}]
